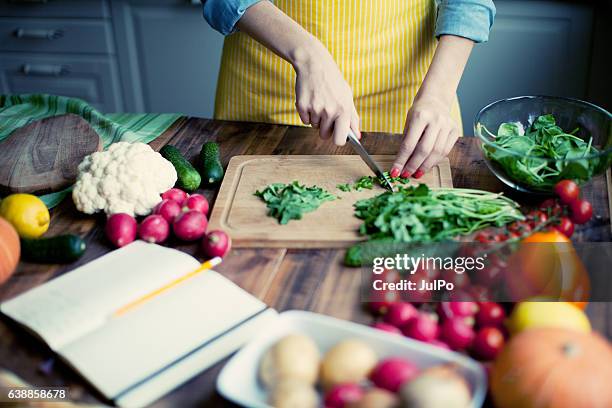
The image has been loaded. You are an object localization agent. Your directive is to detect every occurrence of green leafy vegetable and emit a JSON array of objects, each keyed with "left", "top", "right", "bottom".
[
  {"left": 352, "top": 184, "right": 523, "bottom": 244},
  {"left": 337, "top": 172, "right": 409, "bottom": 192},
  {"left": 255, "top": 181, "right": 337, "bottom": 224},
  {"left": 482, "top": 114, "right": 599, "bottom": 190}
]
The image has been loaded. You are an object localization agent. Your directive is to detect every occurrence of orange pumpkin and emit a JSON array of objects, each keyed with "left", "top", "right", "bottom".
[
  {"left": 491, "top": 328, "right": 612, "bottom": 408},
  {"left": 0, "top": 216, "right": 20, "bottom": 285}
]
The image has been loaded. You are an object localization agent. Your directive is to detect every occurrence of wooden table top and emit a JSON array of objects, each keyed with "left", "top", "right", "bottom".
[{"left": 1, "top": 118, "right": 611, "bottom": 407}]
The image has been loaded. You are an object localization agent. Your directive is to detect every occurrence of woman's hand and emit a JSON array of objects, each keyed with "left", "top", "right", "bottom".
[
  {"left": 236, "top": 1, "right": 359, "bottom": 146},
  {"left": 391, "top": 35, "right": 474, "bottom": 178},
  {"left": 391, "top": 94, "right": 459, "bottom": 178},
  {"left": 293, "top": 50, "right": 361, "bottom": 145}
]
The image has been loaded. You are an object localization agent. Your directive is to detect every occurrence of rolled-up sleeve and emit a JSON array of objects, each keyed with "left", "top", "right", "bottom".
[
  {"left": 435, "top": 0, "right": 496, "bottom": 43},
  {"left": 202, "top": 0, "right": 265, "bottom": 35}
]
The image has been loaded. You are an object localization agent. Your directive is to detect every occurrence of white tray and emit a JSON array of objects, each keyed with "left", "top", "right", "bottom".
[{"left": 216, "top": 310, "right": 487, "bottom": 407}]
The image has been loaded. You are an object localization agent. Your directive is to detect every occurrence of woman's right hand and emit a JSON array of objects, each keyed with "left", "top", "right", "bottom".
[{"left": 293, "top": 49, "right": 361, "bottom": 145}]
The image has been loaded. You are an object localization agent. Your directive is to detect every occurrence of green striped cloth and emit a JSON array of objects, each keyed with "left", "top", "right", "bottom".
[{"left": 0, "top": 94, "right": 181, "bottom": 208}]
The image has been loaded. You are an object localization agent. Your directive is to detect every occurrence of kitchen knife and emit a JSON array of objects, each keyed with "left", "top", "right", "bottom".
[{"left": 346, "top": 130, "right": 395, "bottom": 192}]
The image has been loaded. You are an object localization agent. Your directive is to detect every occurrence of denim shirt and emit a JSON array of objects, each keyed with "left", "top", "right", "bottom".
[{"left": 202, "top": 0, "right": 496, "bottom": 43}]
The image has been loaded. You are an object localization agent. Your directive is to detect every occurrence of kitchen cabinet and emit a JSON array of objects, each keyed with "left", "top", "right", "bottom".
[
  {"left": 0, "top": 0, "right": 122, "bottom": 112},
  {"left": 111, "top": 0, "right": 224, "bottom": 116}
]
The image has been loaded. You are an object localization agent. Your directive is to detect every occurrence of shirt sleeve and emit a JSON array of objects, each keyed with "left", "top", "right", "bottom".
[
  {"left": 435, "top": 0, "right": 496, "bottom": 43},
  {"left": 202, "top": 0, "right": 265, "bottom": 35}
]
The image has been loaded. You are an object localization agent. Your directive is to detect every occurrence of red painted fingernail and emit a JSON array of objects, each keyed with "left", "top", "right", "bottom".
[
  {"left": 413, "top": 169, "right": 424, "bottom": 179},
  {"left": 390, "top": 168, "right": 400, "bottom": 178},
  {"left": 400, "top": 170, "right": 411, "bottom": 179}
]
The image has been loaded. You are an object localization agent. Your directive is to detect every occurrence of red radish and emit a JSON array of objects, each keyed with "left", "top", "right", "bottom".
[
  {"left": 154, "top": 199, "right": 182, "bottom": 223},
  {"left": 324, "top": 383, "right": 364, "bottom": 408},
  {"left": 161, "top": 188, "right": 188, "bottom": 204},
  {"left": 139, "top": 215, "right": 170, "bottom": 244},
  {"left": 440, "top": 317, "right": 475, "bottom": 351},
  {"left": 201, "top": 230, "right": 231, "bottom": 258},
  {"left": 173, "top": 210, "right": 207, "bottom": 241},
  {"left": 383, "top": 302, "right": 418, "bottom": 328},
  {"left": 427, "top": 339, "right": 450, "bottom": 350},
  {"left": 438, "top": 302, "right": 478, "bottom": 320},
  {"left": 371, "top": 322, "right": 402, "bottom": 335},
  {"left": 369, "top": 289, "right": 400, "bottom": 315},
  {"left": 370, "top": 357, "right": 419, "bottom": 392},
  {"left": 105, "top": 213, "right": 137, "bottom": 248},
  {"left": 476, "top": 302, "right": 506, "bottom": 328},
  {"left": 183, "top": 194, "right": 209, "bottom": 215},
  {"left": 402, "top": 312, "right": 439, "bottom": 342},
  {"left": 472, "top": 326, "right": 505, "bottom": 360}
]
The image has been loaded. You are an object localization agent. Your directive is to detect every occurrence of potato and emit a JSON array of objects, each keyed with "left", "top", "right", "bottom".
[
  {"left": 320, "top": 339, "right": 378, "bottom": 389},
  {"left": 268, "top": 378, "right": 319, "bottom": 408},
  {"left": 259, "top": 334, "right": 320, "bottom": 388},
  {"left": 348, "top": 388, "right": 399, "bottom": 408},
  {"left": 399, "top": 365, "right": 471, "bottom": 408}
]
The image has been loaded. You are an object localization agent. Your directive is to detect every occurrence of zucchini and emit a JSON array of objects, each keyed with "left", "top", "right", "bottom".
[
  {"left": 199, "top": 142, "right": 224, "bottom": 186},
  {"left": 160, "top": 145, "right": 201, "bottom": 191},
  {"left": 21, "top": 234, "right": 87, "bottom": 264}
]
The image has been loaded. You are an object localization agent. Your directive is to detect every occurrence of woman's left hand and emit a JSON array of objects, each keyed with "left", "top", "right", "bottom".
[{"left": 390, "top": 94, "right": 460, "bottom": 179}]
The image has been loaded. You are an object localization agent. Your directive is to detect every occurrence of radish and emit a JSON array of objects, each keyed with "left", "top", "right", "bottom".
[
  {"left": 368, "top": 289, "right": 400, "bottom": 315},
  {"left": 106, "top": 213, "right": 137, "bottom": 248},
  {"left": 154, "top": 199, "right": 182, "bottom": 223},
  {"left": 161, "top": 188, "right": 188, "bottom": 204},
  {"left": 438, "top": 301, "right": 478, "bottom": 320},
  {"left": 382, "top": 302, "right": 418, "bottom": 328},
  {"left": 370, "top": 357, "right": 419, "bottom": 393},
  {"left": 402, "top": 312, "right": 439, "bottom": 342},
  {"left": 139, "top": 215, "right": 170, "bottom": 244},
  {"left": 476, "top": 302, "right": 506, "bottom": 328},
  {"left": 371, "top": 322, "right": 402, "bottom": 335},
  {"left": 183, "top": 194, "right": 209, "bottom": 215},
  {"left": 201, "top": 230, "right": 231, "bottom": 258},
  {"left": 173, "top": 210, "right": 207, "bottom": 241},
  {"left": 324, "top": 383, "right": 364, "bottom": 408},
  {"left": 440, "top": 317, "right": 475, "bottom": 351},
  {"left": 472, "top": 326, "right": 505, "bottom": 360}
]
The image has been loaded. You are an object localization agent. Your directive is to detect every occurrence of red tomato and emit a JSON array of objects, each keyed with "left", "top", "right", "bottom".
[
  {"left": 507, "top": 221, "right": 532, "bottom": 236},
  {"left": 553, "top": 216, "right": 574, "bottom": 238},
  {"left": 554, "top": 180, "right": 580, "bottom": 205},
  {"left": 570, "top": 199, "right": 593, "bottom": 224}
]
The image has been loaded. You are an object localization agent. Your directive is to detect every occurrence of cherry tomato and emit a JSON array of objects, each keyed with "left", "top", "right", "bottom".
[
  {"left": 525, "top": 210, "right": 548, "bottom": 229},
  {"left": 507, "top": 221, "right": 532, "bottom": 236},
  {"left": 569, "top": 199, "right": 593, "bottom": 224},
  {"left": 539, "top": 198, "right": 563, "bottom": 217},
  {"left": 553, "top": 216, "right": 574, "bottom": 238},
  {"left": 554, "top": 180, "right": 580, "bottom": 205}
]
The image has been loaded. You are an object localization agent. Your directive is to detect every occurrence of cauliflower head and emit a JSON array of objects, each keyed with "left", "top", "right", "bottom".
[{"left": 72, "top": 142, "right": 177, "bottom": 216}]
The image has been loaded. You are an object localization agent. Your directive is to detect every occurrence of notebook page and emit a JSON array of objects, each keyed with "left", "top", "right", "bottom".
[
  {"left": 58, "top": 271, "right": 266, "bottom": 399},
  {"left": 0, "top": 242, "right": 199, "bottom": 350}
]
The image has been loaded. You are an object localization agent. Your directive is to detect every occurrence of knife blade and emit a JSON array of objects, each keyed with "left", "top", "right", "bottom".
[{"left": 346, "top": 130, "right": 395, "bottom": 192}]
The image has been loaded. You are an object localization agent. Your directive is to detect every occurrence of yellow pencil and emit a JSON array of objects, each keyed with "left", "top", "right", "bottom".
[{"left": 113, "top": 256, "right": 223, "bottom": 317}]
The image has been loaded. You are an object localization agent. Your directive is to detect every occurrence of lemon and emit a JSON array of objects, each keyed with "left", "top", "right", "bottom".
[
  {"left": 508, "top": 301, "right": 591, "bottom": 335},
  {"left": 0, "top": 194, "right": 50, "bottom": 238}
]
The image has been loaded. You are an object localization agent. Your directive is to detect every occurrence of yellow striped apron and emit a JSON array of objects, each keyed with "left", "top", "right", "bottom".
[{"left": 214, "top": 0, "right": 462, "bottom": 134}]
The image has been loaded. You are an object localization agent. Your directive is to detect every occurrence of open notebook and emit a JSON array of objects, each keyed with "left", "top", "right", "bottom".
[{"left": 0, "top": 241, "right": 278, "bottom": 408}]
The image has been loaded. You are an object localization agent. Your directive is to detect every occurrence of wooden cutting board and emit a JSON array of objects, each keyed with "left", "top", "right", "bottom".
[
  {"left": 0, "top": 114, "right": 102, "bottom": 195},
  {"left": 208, "top": 155, "right": 453, "bottom": 248}
]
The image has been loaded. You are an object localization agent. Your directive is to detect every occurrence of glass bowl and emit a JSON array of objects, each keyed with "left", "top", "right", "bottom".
[{"left": 474, "top": 96, "right": 612, "bottom": 194}]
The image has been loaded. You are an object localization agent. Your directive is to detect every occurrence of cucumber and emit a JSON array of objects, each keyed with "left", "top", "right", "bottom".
[
  {"left": 199, "top": 142, "right": 224, "bottom": 186},
  {"left": 21, "top": 234, "right": 87, "bottom": 264},
  {"left": 160, "top": 145, "right": 201, "bottom": 191}
]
